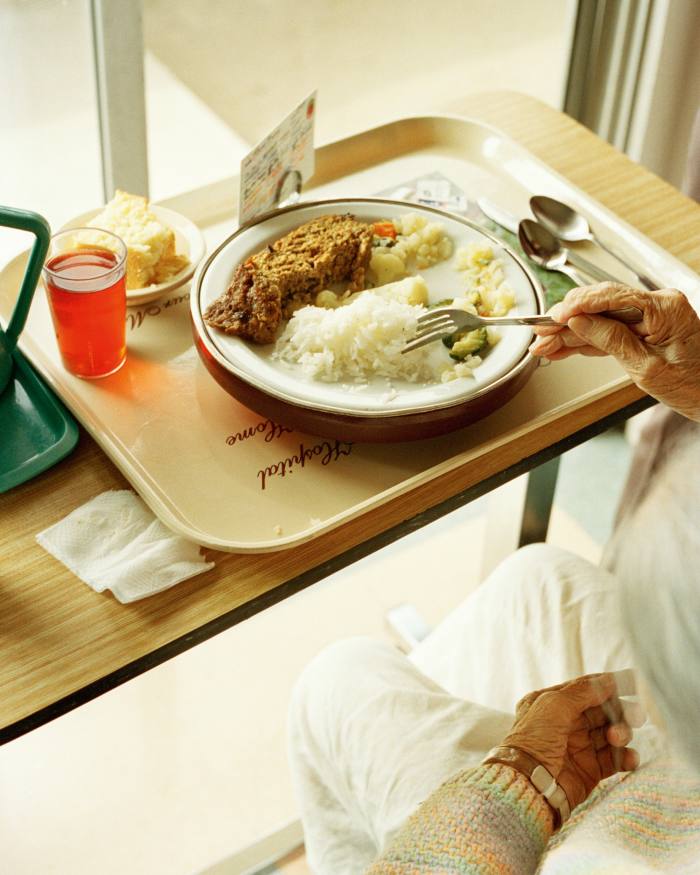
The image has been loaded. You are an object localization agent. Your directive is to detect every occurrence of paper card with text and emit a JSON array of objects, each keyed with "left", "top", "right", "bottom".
[{"left": 238, "top": 92, "right": 316, "bottom": 225}]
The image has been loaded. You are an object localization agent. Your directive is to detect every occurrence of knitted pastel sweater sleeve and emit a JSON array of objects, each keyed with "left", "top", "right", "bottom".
[{"left": 366, "top": 763, "right": 554, "bottom": 874}]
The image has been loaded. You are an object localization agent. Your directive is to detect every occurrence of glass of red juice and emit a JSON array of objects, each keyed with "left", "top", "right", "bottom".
[{"left": 43, "top": 228, "right": 127, "bottom": 378}]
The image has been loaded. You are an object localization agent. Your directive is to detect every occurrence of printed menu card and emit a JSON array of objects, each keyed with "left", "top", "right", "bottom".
[{"left": 238, "top": 92, "right": 316, "bottom": 225}]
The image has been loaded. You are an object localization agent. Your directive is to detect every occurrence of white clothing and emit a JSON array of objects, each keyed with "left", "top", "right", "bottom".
[{"left": 288, "top": 544, "right": 662, "bottom": 875}]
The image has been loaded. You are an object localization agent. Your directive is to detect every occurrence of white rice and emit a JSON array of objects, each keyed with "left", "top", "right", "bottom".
[{"left": 273, "top": 291, "right": 441, "bottom": 383}]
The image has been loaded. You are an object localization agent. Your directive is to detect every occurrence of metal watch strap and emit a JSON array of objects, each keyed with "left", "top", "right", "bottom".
[{"left": 482, "top": 745, "right": 571, "bottom": 828}]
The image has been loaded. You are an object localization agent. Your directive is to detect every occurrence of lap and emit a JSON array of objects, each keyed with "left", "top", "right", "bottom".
[{"left": 410, "top": 543, "right": 632, "bottom": 712}]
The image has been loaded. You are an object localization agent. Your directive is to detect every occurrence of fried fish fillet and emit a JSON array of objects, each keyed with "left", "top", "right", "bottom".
[{"left": 203, "top": 214, "right": 373, "bottom": 344}]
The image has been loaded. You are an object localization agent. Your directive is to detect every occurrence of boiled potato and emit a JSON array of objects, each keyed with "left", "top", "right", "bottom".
[
  {"left": 315, "top": 289, "right": 340, "bottom": 309},
  {"left": 372, "top": 275, "right": 429, "bottom": 307},
  {"left": 370, "top": 249, "right": 407, "bottom": 285}
]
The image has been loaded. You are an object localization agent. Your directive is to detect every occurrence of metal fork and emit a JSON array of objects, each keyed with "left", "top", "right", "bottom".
[{"left": 402, "top": 305, "right": 643, "bottom": 354}]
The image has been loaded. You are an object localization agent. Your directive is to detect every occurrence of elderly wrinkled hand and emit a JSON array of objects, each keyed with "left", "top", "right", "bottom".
[
  {"left": 529, "top": 283, "right": 700, "bottom": 421},
  {"left": 502, "top": 671, "right": 644, "bottom": 812}
]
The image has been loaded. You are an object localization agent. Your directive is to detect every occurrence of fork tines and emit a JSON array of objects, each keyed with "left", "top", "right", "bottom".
[{"left": 402, "top": 313, "right": 458, "bottom": 354}]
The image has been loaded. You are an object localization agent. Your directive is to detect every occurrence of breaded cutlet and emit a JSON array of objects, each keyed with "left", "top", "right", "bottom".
[{"left": 204, "top": 214, "right": 373, "bottom": 344}]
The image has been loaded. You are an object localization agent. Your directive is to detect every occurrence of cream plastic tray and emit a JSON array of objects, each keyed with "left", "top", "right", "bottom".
[{"left": 2, "top": 115, "right": 699, "bottom": 552}]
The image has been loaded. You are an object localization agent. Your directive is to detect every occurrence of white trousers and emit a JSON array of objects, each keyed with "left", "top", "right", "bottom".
[{"left": 288, "top": 544, "right": 660, "bottom": 875}]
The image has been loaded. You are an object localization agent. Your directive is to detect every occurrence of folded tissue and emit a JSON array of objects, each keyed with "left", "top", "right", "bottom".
[{"left": 36, "top": 490, "right": 215, "bottom": 603}]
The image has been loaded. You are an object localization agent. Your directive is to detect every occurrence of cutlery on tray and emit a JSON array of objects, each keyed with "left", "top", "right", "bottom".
[
  {"left": 476, "top": 197, "right": 520, "bottom": 235},
  {"left": 530, "top": 195, "right": 658, "bottom": 290},
  {"left": 519, "top": 219, "right": 617, "bottom": 286},
  {"left": 478, "top": 198, "right": 611, "bottom": 282},
  {"left": 402, "top": 305, "right": 643, "bottom": 354},
  {"left": 477, "top": 196, "right": 658, "bottom": 290}
]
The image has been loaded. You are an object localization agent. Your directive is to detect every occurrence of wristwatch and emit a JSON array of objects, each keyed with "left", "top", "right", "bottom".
[{"left": 482, "top": 745, "right": 571, "bottom": 829}]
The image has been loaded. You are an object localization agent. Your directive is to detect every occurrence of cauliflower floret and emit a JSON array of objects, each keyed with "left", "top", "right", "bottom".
[
  {"left": 407, "top": 232, "right": 422, "bottom": 251},
  {"left": 423, "top": 222, "right": 444, "bottom": 244},
  {"left": 486, "top": 327, "right": 501, "bottom": 347},
  {"left": 437, "top": 237, "right": 453, "bottom": 260},
  {"left": 451, "top": 296, "right": 479, "bottom": 316},
  {"left": 392, "top": 242, "right": 409, "bottom": 261},
  {"left": 397, "top": 212, "right": 428, "bottom": 236},
  {"left": 455, "top": 243, "right": 494, "bottom": 270},
  {"left": 385, "top": 213, "right": 452, "bottom": 270}
]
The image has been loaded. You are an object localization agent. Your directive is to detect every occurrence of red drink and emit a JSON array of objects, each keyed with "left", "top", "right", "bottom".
[{"left": 43, "top": 232, "right": 127, "bottom": 378}]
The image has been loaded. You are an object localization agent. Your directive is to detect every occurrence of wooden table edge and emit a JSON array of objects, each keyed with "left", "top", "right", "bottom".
[{"left": 1, "top": 389, "right": 655, "bottom": 744}]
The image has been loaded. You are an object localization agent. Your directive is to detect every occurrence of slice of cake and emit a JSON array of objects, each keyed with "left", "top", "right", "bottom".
[{"left": 76, "top": 190, "right": 188, "bottom": 289}]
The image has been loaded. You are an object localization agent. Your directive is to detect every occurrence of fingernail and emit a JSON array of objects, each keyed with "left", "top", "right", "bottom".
[
  {"left": 570, "top": 314, "right": 593, "bottom": 327},
  {"left": 612, "top": 724, "right": 632, "bottom": 745}
]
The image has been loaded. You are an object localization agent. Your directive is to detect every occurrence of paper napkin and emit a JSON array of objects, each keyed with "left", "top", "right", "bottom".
[{"left": 36, "top": 490, "right": 215, "bottom": 603}]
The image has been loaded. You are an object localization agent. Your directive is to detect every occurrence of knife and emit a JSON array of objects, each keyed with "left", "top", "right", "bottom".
[{"left": 477, "top": 197, "right": 519, "bottom": 235}]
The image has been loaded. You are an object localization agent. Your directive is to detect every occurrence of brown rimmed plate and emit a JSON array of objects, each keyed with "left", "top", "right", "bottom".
[{"left": 191, "top": 198, "right": 545, "bottom": 442}]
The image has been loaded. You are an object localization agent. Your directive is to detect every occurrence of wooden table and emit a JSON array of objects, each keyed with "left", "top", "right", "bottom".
[{"left": 3, "top": 92, "right": 699, "bottom": 744}]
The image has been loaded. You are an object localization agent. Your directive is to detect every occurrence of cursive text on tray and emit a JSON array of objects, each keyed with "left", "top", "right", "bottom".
[
  {"left": 126, "top": 293, "right": 190, "bottom": 331},
  {"left": 226, "top": 418, "right": 294, "bottom": 446},
  {"left": 258, "top": 439, "right": 353, "bottom": 490}
]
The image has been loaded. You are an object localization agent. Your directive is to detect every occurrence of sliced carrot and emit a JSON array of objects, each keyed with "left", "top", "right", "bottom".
[{"left": 372, "top": 221, "right": 397, "bottom": 239}]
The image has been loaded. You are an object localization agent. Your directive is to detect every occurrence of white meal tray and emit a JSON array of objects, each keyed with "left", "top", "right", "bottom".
[{"left": 2, "top": 114, "right": 699, "bottom": 552}]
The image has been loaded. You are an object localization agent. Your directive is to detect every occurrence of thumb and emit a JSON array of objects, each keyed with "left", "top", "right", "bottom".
[{"left": 568, "top": 314, "right": 646, "bottom": 364}]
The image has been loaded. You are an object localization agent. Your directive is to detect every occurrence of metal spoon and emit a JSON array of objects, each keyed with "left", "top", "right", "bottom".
[
  {"left": 519, "top": 220, "right": 618, "bottom": 286},
  {"left": 530, "top": 195, "right": 658, "bottom": 290}
]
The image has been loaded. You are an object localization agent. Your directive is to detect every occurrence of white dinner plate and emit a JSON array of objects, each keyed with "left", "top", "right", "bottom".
[
  {"left": 194, "top": 199, "right": 542, "bottom": 420},
  {"left": 61, "top": 205, "right": 206, "bottom": 305}
]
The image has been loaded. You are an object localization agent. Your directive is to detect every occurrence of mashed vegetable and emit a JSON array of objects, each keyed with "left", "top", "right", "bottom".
[{"left": 454, "top": 242, "right": 515, "bottom": 316}]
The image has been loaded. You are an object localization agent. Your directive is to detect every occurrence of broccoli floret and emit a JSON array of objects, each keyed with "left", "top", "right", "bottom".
[{"left": 447, "top": 327, "right": 489, "bottom": 360}]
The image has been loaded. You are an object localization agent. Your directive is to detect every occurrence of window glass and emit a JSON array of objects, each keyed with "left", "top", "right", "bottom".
[
  {"left": 1, "top": 0, "right": 102, "bottom": 238},
  {"left": 142, "top": 0, "right": 576, "bottom": 199}
]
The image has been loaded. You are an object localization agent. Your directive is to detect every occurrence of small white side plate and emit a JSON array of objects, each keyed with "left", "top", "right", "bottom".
[{"left": 61, "top": 205, "right": 206, "bottom": 305}]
